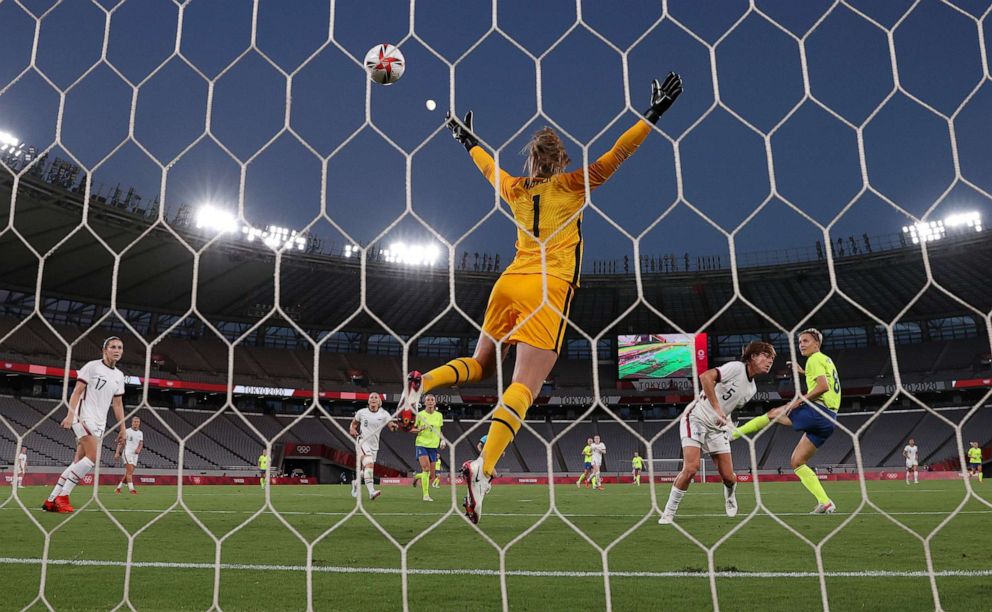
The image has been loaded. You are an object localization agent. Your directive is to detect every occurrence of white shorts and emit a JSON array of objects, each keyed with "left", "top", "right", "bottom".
[
  {"left": 72, "top": 419, "right": 105, "bottom": 440},
  {"left": 359, "top": 442, "right": 378, "bottom": 464},
  {"left": 680, "top": 411, "right": 730, "bottom": 456},
  {"left": 591, "top": 460, "right": 602, "bottom": 470},
  {"left": 124, "top": 452, "right": 139, "bottom": 467},
  {"left": 906, "top": 460, "right": 918, "bottom": 469}
]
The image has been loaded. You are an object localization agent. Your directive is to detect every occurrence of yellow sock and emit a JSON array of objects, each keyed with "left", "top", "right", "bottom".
[
  {"left": 481, "top": 383, "right": 533, "bottom": 477},
  {"left": 795, "top": 464, "right": 830, "bottom": 505},
  {"left": 423, "top": 358, "right": 484, "bottom": 392},
  {"left": 420, "top": 472, "right": 430, "bottom": 496}
]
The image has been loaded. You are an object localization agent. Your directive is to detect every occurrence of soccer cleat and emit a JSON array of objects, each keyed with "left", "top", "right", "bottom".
[
  {"left": 351, "top": 482, "right": 359, "bottom": 498},
  {"left": 461, "top": 458, "right": 491, "bottom": 525},
  {"left": 42, "top": 499, "right": 56, "bottom": 512},
  {"left": 401, "top": 371, "right": 424, "bottom": 412},
  {"left": 369, "top": 490, "right": 382, "bottom": 501},
  {"left": 810, "top": 501, "right": 836, "bottom": 515},
  {"left": 54, "top": 495, "right": 74, "bottom": 513},
  {"left": 432, "top": 481, "right": 440, "bottom": 489},
  {"left": 422, "top": 495, "right": 434, "bottom": 502},
  {"left": 658, "top": 510, "right": 675, "bottom": 525},
  {"left": 724, "top": 483, "right": 738, "bottom": 518},
  {"left": 115, "top": 488, "right": 121, "bottom": 495},
  {"left": 130, "top": 489, "right": 138, "bottom": 495}
]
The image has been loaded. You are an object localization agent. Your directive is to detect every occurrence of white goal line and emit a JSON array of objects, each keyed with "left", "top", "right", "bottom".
[{"left": 0, "top": 557, "right": 987, "bottom": 580}]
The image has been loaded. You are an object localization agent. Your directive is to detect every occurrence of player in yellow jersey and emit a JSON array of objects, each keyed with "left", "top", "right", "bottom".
[
  {"left": 396, "top": 74, "right": 683, "bottom": 524},
  {"left": 967, "top": 441, "right": 983, "bottom": 483},
  {"left": 411, "top": 394, "right": 445, "bottom": 501},
  {"left": 733, "top": 329, "right": 840, "bottom": 514},
  {"left": 577, "top": 437, "right": 594, "bottom": 488},
  {"left": 631, "top": 452, "right": 644, "bottom": 486}
]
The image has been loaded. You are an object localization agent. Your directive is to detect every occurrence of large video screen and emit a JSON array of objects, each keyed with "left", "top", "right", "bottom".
[{"left": 617, "top": 334, "right": 707, "bottom": 380}]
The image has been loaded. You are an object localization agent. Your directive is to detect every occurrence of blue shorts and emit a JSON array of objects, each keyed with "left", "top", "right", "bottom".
[
  {"left": 969, "top": 462, "right": 982, "bottom": 469},
  {"left": 416, "top": 446, "right": 438, "bottom": 463},
  {"left": 791, "top": 403, "right": 837, "bottom": 448},
  {"left": 584, "top": 461, "right": 593, "bottom": 470}
]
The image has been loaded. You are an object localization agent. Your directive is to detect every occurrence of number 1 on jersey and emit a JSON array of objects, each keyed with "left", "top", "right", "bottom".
[{"left": 532, "top": 195, "right": 540, "bottom": 238}]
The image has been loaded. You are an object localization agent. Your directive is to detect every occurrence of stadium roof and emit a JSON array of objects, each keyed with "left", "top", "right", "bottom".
[{"left": 1, "top": 173, "right": 989, "bottom": 339}]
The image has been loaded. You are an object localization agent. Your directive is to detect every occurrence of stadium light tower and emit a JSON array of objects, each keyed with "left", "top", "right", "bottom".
[
  {"left": 0, "top": 130, "right": 19, "bottom": 148},
  {"left": 902, "top": 211, "right": 982, "bottom": 245},
  {"left": 194, "top": 204, "right": 239, "bottom": 234},
  {"left": 380, "top": 241, "right": 441, "bottom": 266}
]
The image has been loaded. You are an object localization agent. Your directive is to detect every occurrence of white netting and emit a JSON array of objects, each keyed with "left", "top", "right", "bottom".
[{"left": 1, "top": 1, "right": 991, "bottom": 611}]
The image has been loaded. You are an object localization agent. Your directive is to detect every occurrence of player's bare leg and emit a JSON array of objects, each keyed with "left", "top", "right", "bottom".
[
  {"left": 660, "top": 446, "right": 702, "bottom": 524},
  {"left": 712, "top": 452, "right": 738, "bottom": 517}
]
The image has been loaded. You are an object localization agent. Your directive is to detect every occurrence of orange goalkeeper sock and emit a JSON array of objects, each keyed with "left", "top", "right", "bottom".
[
  {"left": 481, "top": 383, "right": 533, "bottom": 477},
  {"left": 423, "top": 358, "right": 484, "bottom": 392}
]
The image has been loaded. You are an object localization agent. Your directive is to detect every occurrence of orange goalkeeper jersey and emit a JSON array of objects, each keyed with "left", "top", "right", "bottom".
[{"left": 469, "top": 119, "right": 651, "bottom": 287}]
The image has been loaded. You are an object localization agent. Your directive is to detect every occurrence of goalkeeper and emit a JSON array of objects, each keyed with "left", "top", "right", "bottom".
[
  {"left": 397, "top": 74, "right": 683, "bottom": 524},
  {"left": 733, "top": 329, "right": 841, "bottom": 514}
]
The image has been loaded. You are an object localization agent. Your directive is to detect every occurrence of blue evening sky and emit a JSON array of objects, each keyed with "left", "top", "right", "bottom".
[{"left": 1, "top": 0, "right": 990, "bottom": 269}]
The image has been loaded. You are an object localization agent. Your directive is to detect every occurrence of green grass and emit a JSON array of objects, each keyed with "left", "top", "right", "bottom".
[{"left": 1, "top": 479, "right": 990, "bottom": 610}]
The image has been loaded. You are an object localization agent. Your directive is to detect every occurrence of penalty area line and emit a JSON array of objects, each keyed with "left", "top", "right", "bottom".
[{"left": 0, "top": 557, "right": 990, "bottom": 579}]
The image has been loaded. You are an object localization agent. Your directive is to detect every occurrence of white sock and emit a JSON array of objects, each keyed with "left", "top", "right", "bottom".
[
  {"left": 665, "top": 486, "right": 687, "bottom": 514},
  {"left": 364, "top": 468, "right": 375, "bottom": 495},
  {"left": 116, "top": 481, "right": 123, "bottom": 490},
  {"left": 48, "top": 465, "right": 75, "bottom": 501},
  {"left": 128, "top": 481, "right": 135, "bottom": 491},
  {"left": 724, "top": 482, "right": 736, "bottom": 500},
  {"left": 914, "top": 472, "right": 918, "bottom": 483},
  {"left": 59, "top": 457, "right": 94, "bottom": 496}
]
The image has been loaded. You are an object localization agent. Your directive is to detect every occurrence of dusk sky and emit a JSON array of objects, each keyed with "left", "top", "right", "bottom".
[{"left": 1, "top": 0, "right": 990, "bottom": 270}]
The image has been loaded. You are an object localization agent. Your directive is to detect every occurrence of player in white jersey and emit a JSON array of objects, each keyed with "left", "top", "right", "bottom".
[
  {"left": 14, "top": 449, "right": 27, "bottom": 488},
  {"left": 115, "top": 416, "right": 144, "bottom": 495},
  {"left": 590, "top": 435, "right": 607, "bottom": 490},
  {"left": 44, "top": 337, "right": 127, "bottom": 513},
  {"left": 659, "top": 341, "right": 776, "bottom": 525},
  {"left": 348, "top": 392, "right": 397, "bottom": 500},
  {"left": 903, "top": 438, "right": 919, "bottom": 485}
]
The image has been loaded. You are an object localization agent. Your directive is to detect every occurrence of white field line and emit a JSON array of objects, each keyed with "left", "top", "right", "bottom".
[{"left": 0, "top": 556, "right": 989, "bottom": 579}]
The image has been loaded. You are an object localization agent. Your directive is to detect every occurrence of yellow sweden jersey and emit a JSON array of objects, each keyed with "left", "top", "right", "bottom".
[
  {"left": 415, "top": 410, "right": 443, "bottom": 449},
  {"left": 469, "top": 120, "right": 651, "bottom": 287},
  {"left": 805, "top": 352, "right": 841, "bottom": 411},
  {"left": 582, "top": 445, "right": 593, "bottom": 462},
  {"left": 968, "top": 448, "right": 983, "bottom": 463},
  {"left": 632, "top": 456, "right": 644, "bottom": 470},
  {"left": 258, "top": 455, "right": 269, "bottom": 470}
]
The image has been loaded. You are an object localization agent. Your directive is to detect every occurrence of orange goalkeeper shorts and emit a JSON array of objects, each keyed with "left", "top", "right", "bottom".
[{"left": 481, "top": 273, "right": 575, "bottom": 353}]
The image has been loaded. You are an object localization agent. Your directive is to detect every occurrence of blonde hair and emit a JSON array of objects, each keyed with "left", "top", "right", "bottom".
[{"left": 522, "top": 127, "right": 570, "bottom": 183}]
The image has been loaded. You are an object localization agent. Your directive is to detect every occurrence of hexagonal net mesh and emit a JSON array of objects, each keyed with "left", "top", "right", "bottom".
[{"left": 0, "top": 1, "right": 990, "bottom": 611}]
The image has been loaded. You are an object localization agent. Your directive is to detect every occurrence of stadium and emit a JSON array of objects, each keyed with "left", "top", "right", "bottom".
[{"left": 1, "top": 2, "right": 990, "bottom": 611}]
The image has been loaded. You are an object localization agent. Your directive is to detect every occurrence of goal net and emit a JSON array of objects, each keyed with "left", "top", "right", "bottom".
[{"left": 1, "top": 1, "right": 990, "bottom": 611}]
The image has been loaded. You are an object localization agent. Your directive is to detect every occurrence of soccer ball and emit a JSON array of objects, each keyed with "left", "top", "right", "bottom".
[
  {"left": 398, "top": 407, "right": 416, "bottom": 431},
  {"left": 364, "top": 44, "right": 405, "bottom": 85}
]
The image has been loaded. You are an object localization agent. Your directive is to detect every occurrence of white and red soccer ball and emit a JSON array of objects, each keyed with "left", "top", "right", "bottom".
[{"left": 365, "top": 44, "right": 405, "bottom": 85}]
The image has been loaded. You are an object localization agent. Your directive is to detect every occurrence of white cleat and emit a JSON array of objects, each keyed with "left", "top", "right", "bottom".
[
  {"left": 461, "top": 458, "right": 491, "bottom": 525},
  {"left": 658, "top": 510, "right": 676, "bottom": 525},
  {"left": 369, "top": 490, "right": 381, "bottom": 501},
  {"left": 724, "top": 483, "right": 738, "bottom": 518},
  {"left": 422, "top": 495, "right": 434, "bottom": 502},
  {"left": 401, "top": 371, "right": 424, "bottom": 412},
  {"left": 351, "top": 482, "right": 358, "bottom": 498},
  {"left": 810, "top": 501, "right": 836, "bottom": 514}
]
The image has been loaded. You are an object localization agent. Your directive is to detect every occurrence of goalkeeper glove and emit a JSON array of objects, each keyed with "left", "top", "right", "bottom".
[
  {"left": 446, "top": 110, "right": 479, "bottom": 152},
  {"left": 643, "top": 72, "right": 683, "bottom": 124}
]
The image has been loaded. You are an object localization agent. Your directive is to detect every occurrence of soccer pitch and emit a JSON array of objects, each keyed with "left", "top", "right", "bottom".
[{"left": 2, "top": 480, "right": 989, "bottom": 611}]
